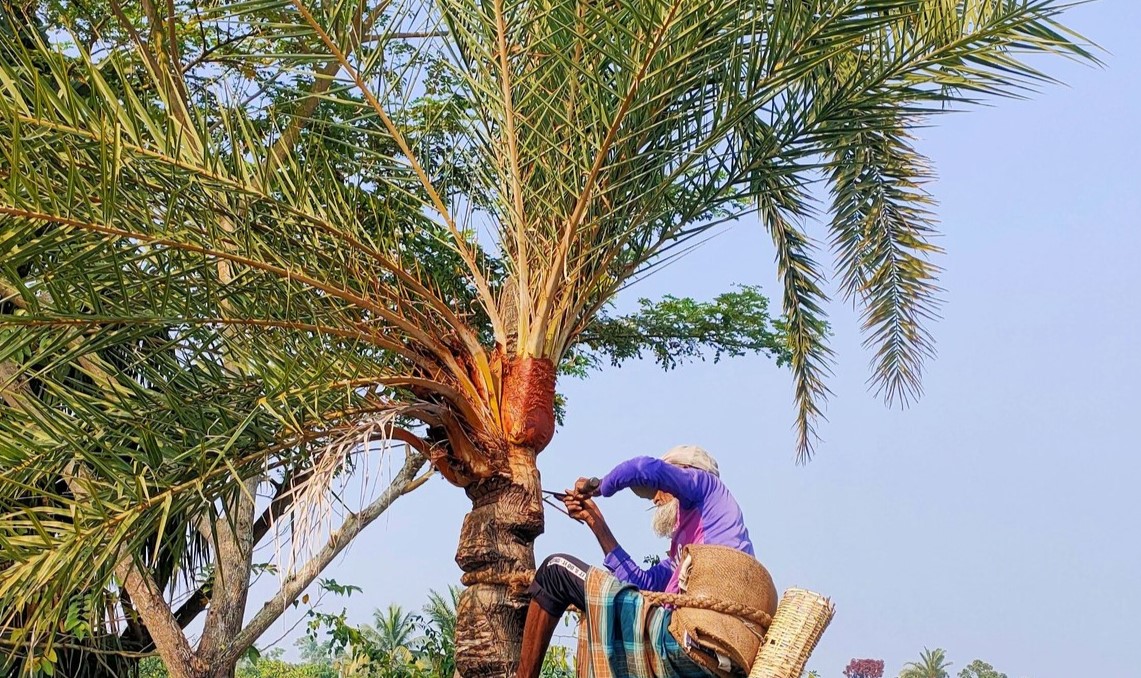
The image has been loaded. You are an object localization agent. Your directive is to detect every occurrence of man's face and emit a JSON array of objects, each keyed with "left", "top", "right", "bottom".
[{"left": 651, "top": 490, "right": 678, "bottom": 539}]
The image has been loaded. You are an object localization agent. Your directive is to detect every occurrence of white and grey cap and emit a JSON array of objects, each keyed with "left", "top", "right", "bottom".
[{"left": 661, "top": 444, "right": 719, "bottom": 477}]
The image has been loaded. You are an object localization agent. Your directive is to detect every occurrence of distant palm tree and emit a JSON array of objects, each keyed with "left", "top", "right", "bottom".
[
  {"left": 424, "top": 587, "right": 460, "bottom": 642},
  {"left": 421, "top": 587, "right": 461, "bottom": 677},
  {"left": 899, "top": 648, "right": 952, "bottom": 678},
  {"left": 368, "top": 604, "right": 420, "bottom": 660}
]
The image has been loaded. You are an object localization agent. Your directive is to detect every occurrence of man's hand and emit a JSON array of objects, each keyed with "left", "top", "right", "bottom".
[
  {"left": 563, "top": 482, "right": 620, "bottom": 556},
  {"left": 574, "top": 476, "right": 601, "bottom": 497},
  {"left": 564, "top": 491, "right": 620, "bottom": 555},
  {"left": 563, "top": 493, "right": 605, "bottom": 528}
]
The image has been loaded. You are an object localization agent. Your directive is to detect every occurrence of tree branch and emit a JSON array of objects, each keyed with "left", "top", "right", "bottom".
[
  {"left": 197, "top": 476, "right": 259, "bottom": 663},
  {"left": 267, "top": 59, "right": 341, "bottom": 169},
  {"left": 250, "top": 468, "right": 312, "bottom": 543},
  {"left": 115, "top": 560, "right": 207, "bottom": 678},
  {"left": 169, "top": 429, "right": 428, "bottom": 631},
  {"left": 168, "top": 484, "right": 278, "bottom": 631},
  {"left": 267, "top": 0, "right": 391, "bottom": 170},
  {"left": 370, "top": 31, "right": 449, "bottom": 40},
  {"left": 181, "top": 30, "right": 257, "bottom": 74},
  {"left": 226, "top": 451, "right": 426, "bottom": 662},
  {"left": 59, "top": 466, "right": 205, "bottom": 677},
  {"left": 170, "top": 469, "right": 298, "bottom": 631}
]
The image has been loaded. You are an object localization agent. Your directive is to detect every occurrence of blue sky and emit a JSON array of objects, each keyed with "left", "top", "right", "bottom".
[{"left": 256, "top": 3, "right": 1140, "bottom": 676}]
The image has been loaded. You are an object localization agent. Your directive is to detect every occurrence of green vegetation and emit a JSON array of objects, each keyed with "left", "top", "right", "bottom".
[
  {"left": 806, "top": 650, "right": 1013, "bottom": 678},
  {"left": 0, "top": 0, "right": 1094, "bottom": 675},
  {"left": 137, "top": 587, "right": 574, "bottom": 678}
]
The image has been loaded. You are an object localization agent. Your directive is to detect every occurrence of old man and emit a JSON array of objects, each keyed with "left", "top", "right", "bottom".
[{"left": 516, "top": 445, "right": 755, "bottom": 678}]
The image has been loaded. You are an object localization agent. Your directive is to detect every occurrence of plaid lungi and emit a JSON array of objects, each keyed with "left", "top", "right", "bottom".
[{"left": 575, "top": 567, "right": 713, "bottom": 678}]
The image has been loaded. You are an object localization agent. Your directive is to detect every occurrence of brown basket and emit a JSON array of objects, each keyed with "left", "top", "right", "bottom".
[
  {"left": 664, "top": 545, "right": 778, "bottom": 677},
  {"left": 747, "top": 588, "right": 835, "bottom": 678}
]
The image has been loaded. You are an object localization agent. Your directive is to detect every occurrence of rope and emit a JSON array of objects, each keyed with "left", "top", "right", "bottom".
[
  {"left": 461, "top": 570, "right": 535, "bottom": 592},
  {"left": 641, "top": 591, "right": 773, "bottom": 628},
  {"left": 461, "top": 570, "right": 772, "bottom": 629}
]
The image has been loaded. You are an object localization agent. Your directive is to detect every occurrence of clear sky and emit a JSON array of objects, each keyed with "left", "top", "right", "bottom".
[{"left": 254, "top": 3, "right": 1141, "bottom": 676}]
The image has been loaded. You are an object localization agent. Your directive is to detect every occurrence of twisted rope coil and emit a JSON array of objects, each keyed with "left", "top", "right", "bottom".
[
  {"left": 461, "top": 570, "right": 773, "bottom": 628},
  {"left": 642, "top": 591, "right": 773, "bottom": 628},
  {"left": 461, "top": 570, "right": 536, "bottom": 591}
]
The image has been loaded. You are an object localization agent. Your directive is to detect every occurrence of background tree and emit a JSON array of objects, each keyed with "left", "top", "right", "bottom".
[
  {"left": 900, "top": 648, "right": 952, "bottom": 678},
  {"left": 845, "top": 658, "right": 885, "bottom": 678},
  {"left": 0, "top": 0, "right": 1093, "bottom": 677},
  {"left": 419, "top": 587, "right": 461, "bottom": 678},
  {"left": 957, "top": 660, "right": 1008, "bottom": 678},
  {"left": 367, "top": 606, "right": 420, "bottom": 660},
  {"left": 139, "top": 584, "right": 572, "bottom": 678}
]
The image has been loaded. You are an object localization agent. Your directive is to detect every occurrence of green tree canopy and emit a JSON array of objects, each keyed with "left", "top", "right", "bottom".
[{"left": 957, "top": 660, "right": 1008, "bottom": 678}]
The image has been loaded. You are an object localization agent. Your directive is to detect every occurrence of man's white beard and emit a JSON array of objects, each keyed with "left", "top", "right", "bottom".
[{"left": 651, "top": 498, "right": 679, "bottom": 539}]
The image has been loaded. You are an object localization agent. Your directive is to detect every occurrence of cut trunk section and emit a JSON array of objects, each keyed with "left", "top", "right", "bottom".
[
  {"left": 453, "top": 446, "right": 544, "bottom": 678},
  {"left": 500, "top": 356, "right": 556, "bottom": 453}
]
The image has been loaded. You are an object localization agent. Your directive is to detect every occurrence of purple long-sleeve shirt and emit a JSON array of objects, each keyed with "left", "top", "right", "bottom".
[{"left": 598, "top": 456, "right": 754, "bottom": 593}]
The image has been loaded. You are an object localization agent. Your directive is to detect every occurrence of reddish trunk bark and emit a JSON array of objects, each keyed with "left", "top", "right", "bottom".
[{"left": 501, "top": 356, "right": 556, "bottom": 452}]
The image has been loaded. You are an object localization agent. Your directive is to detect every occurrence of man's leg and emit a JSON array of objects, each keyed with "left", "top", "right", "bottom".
[
  {"left": 517, "top": 598, "right": 560, "bottom": 678},
  {"left": 516, "top": 554, "right": 590, "bottom": 678}
]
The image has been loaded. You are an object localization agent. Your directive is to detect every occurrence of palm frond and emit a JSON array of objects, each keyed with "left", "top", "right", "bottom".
[
  {"left": 0, "top": 15, "right": 484, "bottom": 648},
  {"left": 431, "top": 0, "right": 1093, "bottom": 455},
  {"left": 755, "top": 166, "right": 833, "bottom": 461},
  {"left": 827, "top": 116, "right": 942, "bottom": 406}
]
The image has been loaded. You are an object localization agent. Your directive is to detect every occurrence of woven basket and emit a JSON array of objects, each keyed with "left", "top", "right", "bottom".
[
  {"left": 666, "top": 545, "right": 778, "bottom": 677},
  {"left": 747, "top": 588, "right": 835, "bottom": 678}
]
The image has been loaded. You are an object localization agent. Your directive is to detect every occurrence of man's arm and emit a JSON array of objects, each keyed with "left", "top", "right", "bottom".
[
  {"left": 564, "top": 494, "right": 618, "bottom": 552},
  {"left": 602, "top": 546, "right": 674, "bottom": 591},
  {"left": 597, "top": 456, "right": 707, "bottom": 509},
  {"left": 564, "top": 496, "right": 673, "bottom": 591}
]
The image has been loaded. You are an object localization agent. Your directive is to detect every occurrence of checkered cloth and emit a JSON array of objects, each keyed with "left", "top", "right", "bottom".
[{"left": 575, "top": 568, "right": 713, "bottom": 678}]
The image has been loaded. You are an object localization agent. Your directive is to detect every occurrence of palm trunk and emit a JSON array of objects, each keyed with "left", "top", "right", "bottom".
[{"left": 453, "top": 445, "right": 545, "bottom": 678}]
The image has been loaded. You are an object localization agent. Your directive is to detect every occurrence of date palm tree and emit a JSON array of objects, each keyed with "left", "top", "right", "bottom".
[
  {"left": 0, "top": 0, "right": 1091, "bottom": 676},
  {"left": 900, "top": 648, "right": 952, "bottom": 678}
]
